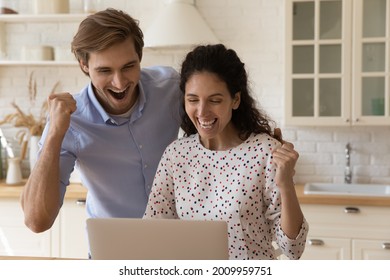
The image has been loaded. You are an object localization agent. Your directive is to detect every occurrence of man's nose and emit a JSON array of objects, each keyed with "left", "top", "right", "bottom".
[{"left": 112, "top": 72, "right": 127, "bottom": 89}]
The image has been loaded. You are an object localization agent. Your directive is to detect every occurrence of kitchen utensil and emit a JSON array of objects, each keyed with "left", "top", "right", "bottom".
[{"left": 0, "top": 128, "right": 14, "bottom": 158}]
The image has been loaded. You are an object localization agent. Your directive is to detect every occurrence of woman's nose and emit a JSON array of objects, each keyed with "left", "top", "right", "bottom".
[{"left": 197, "top": 101, "right": 209, "bottom": 116}]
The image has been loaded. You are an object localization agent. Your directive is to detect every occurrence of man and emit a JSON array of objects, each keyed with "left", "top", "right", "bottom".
[
  {"left": 21, "top": 8, "right": 298, "bottom": 235},
  {"left": 21, "top": 8, "right": 182, "bottom": 232}
]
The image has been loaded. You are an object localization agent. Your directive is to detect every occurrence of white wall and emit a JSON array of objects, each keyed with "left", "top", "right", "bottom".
[{"left": 1, "top": 0, "right": 390, "bottom": 184}]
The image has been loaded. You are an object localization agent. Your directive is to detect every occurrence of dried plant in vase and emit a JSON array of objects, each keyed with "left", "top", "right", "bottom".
[{"left": 0, "top": 71, "right": 60, "bottom": 148}]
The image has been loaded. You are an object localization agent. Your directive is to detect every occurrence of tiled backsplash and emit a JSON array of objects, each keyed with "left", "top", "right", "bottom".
[{"left": 1, "top": 0, "right": 389, "bottom": 183}]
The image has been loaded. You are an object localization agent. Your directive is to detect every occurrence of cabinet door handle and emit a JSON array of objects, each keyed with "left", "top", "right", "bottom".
[
  {"left": 344, "top": 207, "right": 360, "bottom": 214},
  {"left": 76, "top": 199, "right": 86, "bottom": 206},
  {"left": 308, "top": 239, "right": 324, "bottom": 246},
  {"left": 382, "top": 243, "right": 390, "bottom": 250}
]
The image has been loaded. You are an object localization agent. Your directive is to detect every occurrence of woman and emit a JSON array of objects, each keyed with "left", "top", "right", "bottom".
[{"left": 144, "top": 44, "right": 308, "bottom": 260}]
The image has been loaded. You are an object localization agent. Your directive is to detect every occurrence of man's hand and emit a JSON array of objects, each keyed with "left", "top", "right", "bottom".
[{"left": 47, "top": 92, "right": 77, "bottom": 137}]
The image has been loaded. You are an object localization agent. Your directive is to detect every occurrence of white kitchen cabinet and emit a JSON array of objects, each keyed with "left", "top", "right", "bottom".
[
  {"left": 59, "top": 198, "right": 89, "bottom": 259},
  {"left": 353, "top": 239, "right": 390, "bottom": 259},
  {"left": 285, "top": 0, "right": 390, "bottom": 126},
  {"left": 301, "top": 204, "right": 390, "bottom": 260},
  {"left": 302, "top": 237, "right": 351, "bottom": 260},
  {"left": 0, "top": 195, "right": 88, "bottom": 259},
  {"left": 0, "top": 197, "right": 53, "bottom": 257}
]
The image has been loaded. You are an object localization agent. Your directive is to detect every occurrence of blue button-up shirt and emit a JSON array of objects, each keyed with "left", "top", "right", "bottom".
[{"left": 39, "top": 66, "right": 182, "bottom": 219}]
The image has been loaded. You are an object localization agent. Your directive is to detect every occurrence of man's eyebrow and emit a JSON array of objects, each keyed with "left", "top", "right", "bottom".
[
  {"left": 123, "top": 59, "right": 138, "bottom": 66},
  {"left": 94, "top": 66, "right": 110, "bottom": 71}
]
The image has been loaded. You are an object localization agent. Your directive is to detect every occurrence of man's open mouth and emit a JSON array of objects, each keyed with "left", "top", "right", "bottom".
[{"left": 108, "top": 88, "right": 128, "bottom": 100}]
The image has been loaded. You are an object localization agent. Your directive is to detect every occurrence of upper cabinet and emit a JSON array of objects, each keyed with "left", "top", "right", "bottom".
[{"left": 285, "top": 0, "right": 390, "bottom": 126}]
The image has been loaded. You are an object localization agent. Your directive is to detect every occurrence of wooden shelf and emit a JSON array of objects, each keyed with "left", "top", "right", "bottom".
[
  {"left": 0, "top": 60, "right": 78, "bottom": 66},
  {"left": 0, "top": 14, "right": 88, "bottom": 22}
]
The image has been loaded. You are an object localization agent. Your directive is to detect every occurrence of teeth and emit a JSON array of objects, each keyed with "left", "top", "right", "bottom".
[
  {"left": 198, "top": 119, "right": 216, "bottom": 129},
  {"left": 109, "top": 89, "right": 126, "bottom": 94},
  {"left": 199, "top": 120, "right": 214, "bottom": 125},
  {"left": 109, "top": 85, "right": 129, "bottom": 93}
]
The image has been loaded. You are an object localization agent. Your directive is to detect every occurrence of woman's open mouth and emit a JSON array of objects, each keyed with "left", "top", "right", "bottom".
[{"left": 198, "top": 119, "right": 217, "bottom": 129}]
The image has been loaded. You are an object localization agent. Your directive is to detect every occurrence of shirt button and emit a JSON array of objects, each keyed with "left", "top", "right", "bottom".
[
  {"left": 144, "top": 164, "right": 148, "bottom": 168},
  {"left": 139, "top": 145, "right": 143, "bottom": 149}
]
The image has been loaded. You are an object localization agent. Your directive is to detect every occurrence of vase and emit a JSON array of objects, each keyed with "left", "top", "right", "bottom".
[
  {"left": 32, "top": 0, "right": 69, "bottom": 14},
  {"left": 29, "top": 135, "right": 40, "bottom": 172},
  {"left": 6, "top": 157, "right": 22, "bottom": 185}
]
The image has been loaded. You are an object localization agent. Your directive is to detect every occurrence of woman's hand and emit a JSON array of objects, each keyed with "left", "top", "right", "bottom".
[{"left": 272, "top": 129, "right": 299, "bottom": 190}]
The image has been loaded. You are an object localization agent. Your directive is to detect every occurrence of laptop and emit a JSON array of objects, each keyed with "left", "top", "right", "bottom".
[{"left": 86, "top": 218, "right": 229, "bottom": 260}]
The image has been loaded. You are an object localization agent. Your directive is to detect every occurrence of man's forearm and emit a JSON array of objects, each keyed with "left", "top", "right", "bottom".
[{"left": 21, "top": 134, "right": 64, "bottom": 233}]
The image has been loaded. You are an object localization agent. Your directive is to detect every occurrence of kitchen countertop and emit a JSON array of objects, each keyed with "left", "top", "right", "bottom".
[
  {"left": 295, "top": 184, "right": 390, "bottom": 207},
  {"left": 0, "top": 180, "right": 87, "bottom": 199},
  {"left": 0, "top": 256, "right": 85, "bottom": 260},
  {"left": 1, "top": 180, "right": 389, "bottom": 206}
]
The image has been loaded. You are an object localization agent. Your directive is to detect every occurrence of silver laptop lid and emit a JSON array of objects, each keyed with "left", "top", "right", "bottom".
[{"left": 86, "top": 218, "right": 229, "bottom": 260}]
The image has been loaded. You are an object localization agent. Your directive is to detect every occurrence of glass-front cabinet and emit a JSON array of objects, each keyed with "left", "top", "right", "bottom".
[{"left": 285, "top": 0, "right": 390, "bottom": 126}]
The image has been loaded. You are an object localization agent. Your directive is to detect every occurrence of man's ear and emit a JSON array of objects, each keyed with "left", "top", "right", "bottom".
[{"left": 80, "top": 60, "right": 89, "bottom": 73}]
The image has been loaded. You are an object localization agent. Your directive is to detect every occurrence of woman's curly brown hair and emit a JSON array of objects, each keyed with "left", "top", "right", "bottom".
[{"left": 179, "top": 44, "right": 280, "bottom": 142}]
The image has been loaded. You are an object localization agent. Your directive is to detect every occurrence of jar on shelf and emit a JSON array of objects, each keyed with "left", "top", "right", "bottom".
[
  {"left": 21, "top": 45, "right": 54, "bottom": 61},
  {"left": 32, "top": 0, "right": 69, "bottom": 14},
  {"left": 0, "top": 0, "right": 19, "bottom": 14},
  {"left": 83, "top": 0, "right": 101, "bottom": 14}
]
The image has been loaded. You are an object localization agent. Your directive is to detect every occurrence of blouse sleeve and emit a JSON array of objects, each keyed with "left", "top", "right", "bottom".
[
  {"left": 262, "top": 141, "right": 308, "bottom": 260},
  {"left": 144, "top": 145, "right": 179, "bottom": 219}
]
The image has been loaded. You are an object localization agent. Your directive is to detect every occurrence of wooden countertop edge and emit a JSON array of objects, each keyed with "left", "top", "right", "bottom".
[
  {"left": 1, "top": 181, "right": 390, "bottom": 206},
  {"left": 0, "top": 180, "right": 87, "bottom": 199},
  {"left": 0, "top": 256, "right": 87, "bottom": 260},
  {"left": 295, "top": 184, "right": 390, "bottom": 207}
]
